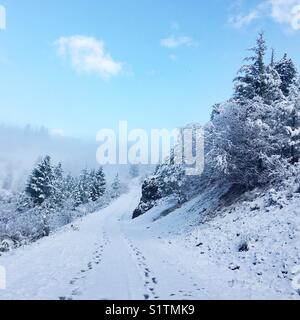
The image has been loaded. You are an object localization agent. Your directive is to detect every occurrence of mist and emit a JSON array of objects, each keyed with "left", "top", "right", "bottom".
[{"left": 0, "top": 124, "right": 102, "bottom": 192}]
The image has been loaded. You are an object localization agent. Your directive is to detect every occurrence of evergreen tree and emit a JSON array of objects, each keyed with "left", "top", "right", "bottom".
[
  {"left": 270, "top": 48, "right": 275, "bottom": 67},
  {"left": 89, "top": 169, "right": 97, "bottom": 202},
  {"left": 74, "top": 168, "right": 91, "bottom": 205},
  {"left": 26, "top": 156, "right": 54, "bottom": 205},
  {"left": 234, "top": 32, "right": 282, "bottom": 105},
  {"left": 64, "top": 173, "right": 77, "bottom": 200},
  {"left": 51, "top": 162, "right": 64, "bottom": 207},
  {"left": 90, "top": 167, "right": 106, "bottom": 202},
  {"left": 276, "top": 83, "right": 300, "bottom": 164},
  {"left": 62, "top": 173, "right": 77, "bottom": 210},
  {"left": 95, "top": 167, "right": 106, "bottom": 198},
  {"left": 111, "top": 174, "right": 121, "bottom": 199},
  {"left": 205, "top": 98, "right": 282, "bottom": 187},
  {"left": 210, "top": 103, "right": 222, "bottom": 121},
  {"left": 275, "top": 53, "right": 298, "bottom": 96}
]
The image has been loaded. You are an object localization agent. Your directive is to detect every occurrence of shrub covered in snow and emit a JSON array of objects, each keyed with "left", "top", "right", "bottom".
[
  {"left": 0, "top": 156, "right": 127, "bottom": 250},
  {"left": 134, "top": 32, "right": 300, "bottom": 218}
]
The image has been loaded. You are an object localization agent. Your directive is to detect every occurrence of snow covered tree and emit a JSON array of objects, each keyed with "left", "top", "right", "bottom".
[
  {"left": 205, "top": 97, "right": 288, "bottom": 187},
  {"left": 211, "top": 103, "right": 223, "bottom": 121},
  {"left": 234, "top": 32, "right": 283, "bottom": 105},
  {"left": 111, "top": 174, "right": 121, "bottom": 199},
  {"left": 89, "top": 169, "right": 96, "bottom": 201},
  {"left": 90, "top": 167, "right": 106, "bottom": 202},
  {"left": 133, "top": 122, "right": 204, "bottom": 218},
  {"left": 51, "top": 162, "right": 64, "bottom": 207},
  {"left": 154, "top": 159, "right": 187, "bottom": 200},
  {"left": 26, "top": 156, "right": 54, "bottom": 205},
  {"left": 74, "top": 168, "right": 91, "bottom": 205},
  {"left": 275, "top": 83, "right": 300, "bottom": 165},
  {"left": 64, "top": 173, "right": 77, "bottom": 201},
  {"left": 95, "top": 167, "right": 106, "bottom": 198},
  {"left": 275, "top": 54, "right": 298, "bottom": 97}
]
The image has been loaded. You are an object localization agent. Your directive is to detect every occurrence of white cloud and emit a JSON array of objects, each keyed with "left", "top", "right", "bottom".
[
  {"left": 229, "top": 9, "right": 260, "bottom": 28},
  {"left": 55, "top": 35, "right": 123, "bottom": 79},
  {"left": 229, "top": 0, "right": 300, "bottom": 30},
  {"left": 160, "top": 35, "right": 196, "bottom": 48},
  {"left": 269, "top": 0, "right": 300, "bottom": 30}
]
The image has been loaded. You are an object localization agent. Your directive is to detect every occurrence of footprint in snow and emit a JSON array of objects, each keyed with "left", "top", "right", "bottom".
[{"left": 72, "top": 288, "right": 82, "bottom": 296}]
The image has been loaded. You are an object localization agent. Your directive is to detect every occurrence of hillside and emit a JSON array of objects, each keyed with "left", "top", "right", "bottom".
[{"left": 1, "top": 180, "right": 299, "bottom": 300}]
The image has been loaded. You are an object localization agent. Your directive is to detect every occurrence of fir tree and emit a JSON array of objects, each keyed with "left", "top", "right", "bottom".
[
  {"left": 26, "top": 156, "right": 54, "bottom": 205},
  {"left": 275, "top": 53, "right": 298, "bottom": 96},
  {"left": 90, "top": 167, "right": 106, "bottom": 202},
  {"left": 74, "top": 168, "right": 91, "bottom": 205},
  {"left": 89, "top": 169, "right": 97, "bottom": 202},
  {"left": 51, "top": 162, "right": 64, "bottom": 207},
  {"left": 111, "top": 174, "right": 121, "bottom": 199},
  {"left": 234, "top": 32, "right": 282, "bottom": 105},
  {"left": 276, "top": 83, "right": 300, "bottom": 164},
  {"left": 64, "top": 173, "right": 77, "bottom": 200},
  {"left": 95, "top": 167, "right": 106, "bottom": 198},
  {"left": 210, "top": 103, "right": 222, "bottom": 121}
]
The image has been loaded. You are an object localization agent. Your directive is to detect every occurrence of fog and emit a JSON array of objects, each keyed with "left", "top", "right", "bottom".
[{"left": 0, "top": 124, "right": 108, "bottom": 192}]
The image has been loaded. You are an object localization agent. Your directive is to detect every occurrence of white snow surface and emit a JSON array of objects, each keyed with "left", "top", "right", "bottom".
[{"left": 0, "top": 180, "right": 300, "bottom": 300}]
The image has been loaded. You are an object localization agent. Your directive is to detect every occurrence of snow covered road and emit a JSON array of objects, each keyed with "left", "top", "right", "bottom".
[
  {"left": 0, "top": 182, "right": 210, "bottom": 300},
  {"left": 1, "top": 180, "right": 297, "bottom": 300}
]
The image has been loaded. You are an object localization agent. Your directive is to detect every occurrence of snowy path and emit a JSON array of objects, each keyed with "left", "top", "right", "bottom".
[{"left": 0, "top": 182, "right": 211, "bottom": 300}]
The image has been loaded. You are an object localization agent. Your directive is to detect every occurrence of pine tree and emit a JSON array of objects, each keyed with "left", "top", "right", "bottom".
[
  {"left": 64, "top": 173, "right": 77, "bottom": 200},
  {"left": 276, "top": 83, "right": 300, "bottom": 164},
  {"left": 270, "top": 48, "right": 275, "bottom": 67},
  {"left": 95, "top": 167, "right": 106, "bottom": 198},
  {"left": 210, "top": 103, "right": 222, "bottom": 121},
  {"left": 62, "top": 173, "right": 77, "bottom": 210},
  {"left": 206, "top": 97, "right": 286, "bottom": 187},
  {"left": 51, "top": 162, "right": 64, "bottom": 207},
  {"left": 275, "top": 53, "right": 298, "bottom": 96},
  {"left": 26, "top": 156, "right": 54, "bottom": 205},
  {"left": 111, "top": 174, "right": 121, "bottom": 199},
  {"left": 74, "top": 168, "right": 91, "bottom": 205},
  {"left": 90, "top": 167, "right": 106, "bottom": 202},
  {"left": 234, "top": 32, "right": 282, "bottom": 105},
  {"left": 89, "top": 169, "right": 97, "bottom": 202}
]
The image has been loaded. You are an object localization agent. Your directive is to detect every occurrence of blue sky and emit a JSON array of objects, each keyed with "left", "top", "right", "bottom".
[{"left": 0, "top": 0, "right": 300, "bottom": 139}]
